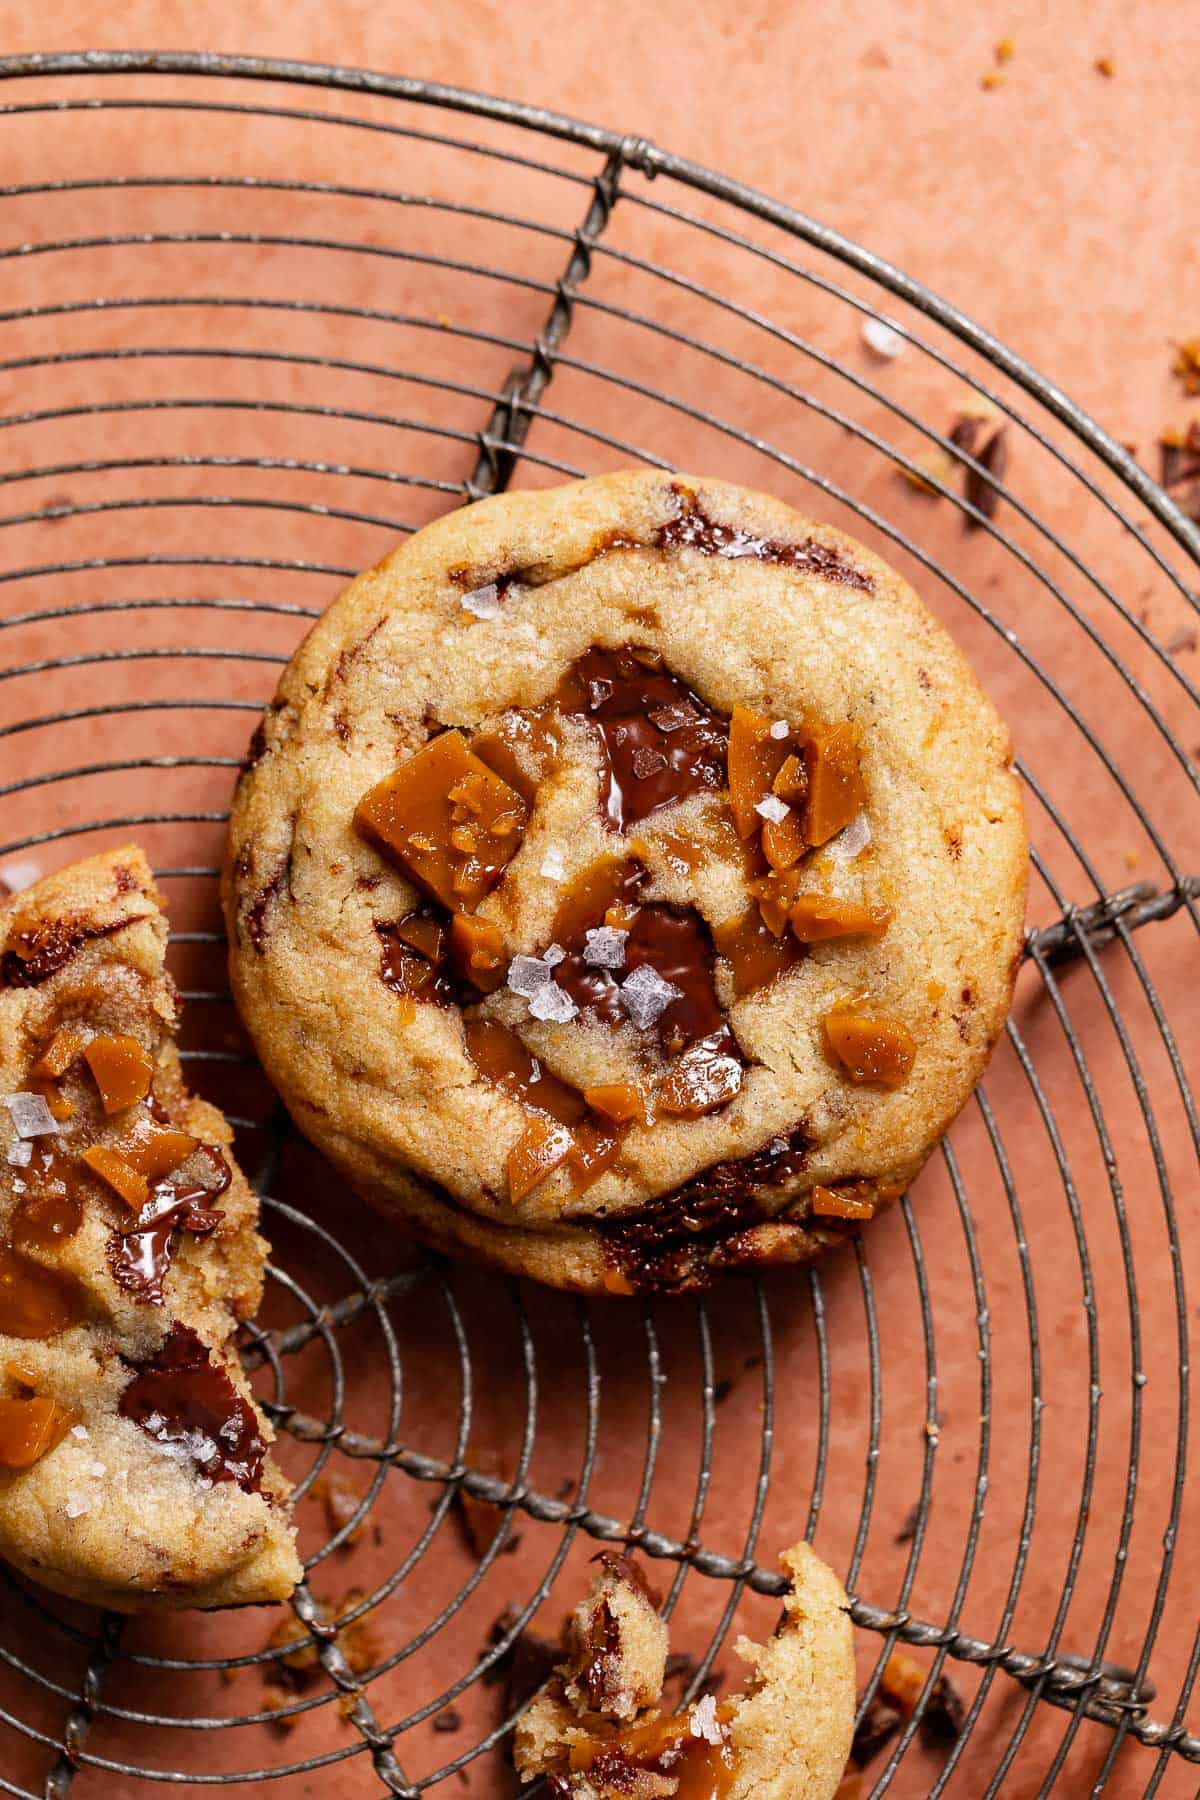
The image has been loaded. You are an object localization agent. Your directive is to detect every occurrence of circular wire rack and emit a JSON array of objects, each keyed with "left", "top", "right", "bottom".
[{"left": 0, "top": 49, "right": 1198, "bottom": 1799}]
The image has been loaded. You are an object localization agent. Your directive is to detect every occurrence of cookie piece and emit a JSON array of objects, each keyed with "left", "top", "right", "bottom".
[
  {"left": 224, "top": 471, "right": 1026, "bottom": 1294},
  {"left": 0, "top": 848, "right": 300, "bottom": 1611},
  {"left": 514, "top": 1542, "right": 855, "bottom": 1798}
]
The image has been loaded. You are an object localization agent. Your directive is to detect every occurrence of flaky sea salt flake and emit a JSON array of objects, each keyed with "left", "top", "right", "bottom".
[
  {"left": 619, "top": 964, "right": 682, "bottom": 1030},
  {"left": 3, "top": 1092, "right": 59, "bottom": 1138},
  {"left": 70, "top": 1424, "right": 89, "bottom": 1441},
  {"left": 583, "top": 926, "right": 628, "bottom": 969},
  {"left": 828, "top": 811, "right": 872, "bottom": 861},
  {"left": 6, "top": 1138, "right": 32, "bottom": 1167},
  {"left": 755, "top": 794, "right": 791, "bottom": 825},
  {"left": 528, "top": 982, "right": 577, "bottom": 1024},
  {"left": 769, "top": 719, "right": 790, "bottom": 740},
  {"left": 543, "top": 943, "right": 566, "bottom": 966},
  {"left": 540, "top": 847, "right": 566, "bottom": 881},
  {"left": 460, "top": 582, "right": 503, "bottom": 621},
  {"left": 65, "top": 1493, "right": 90, "bottom": 1519},
  {"left": 690, "top": 1693, "right": 723, "bottom": 1744},
  {"left": 0, "top": 858, "right": 42, "bottom": 893},
  {"left": 508, "top": 955, "right": 555, "bottom": 997}
]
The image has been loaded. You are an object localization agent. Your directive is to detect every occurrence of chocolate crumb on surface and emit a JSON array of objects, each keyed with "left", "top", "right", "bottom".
[
  {"left": 921, "top": 1671, "right": 968, "bottom": 1746},
  {"left": 1160, "top": 422, "right": 1200, "bottom": 523},
  {"left": 850, "top": 1695, "right": 905, "bottom": 1767},
  {"left": 950, "top": 402, "right": 1010, "bottom": 523},
  {"left": 894, "top": 1502, "right": 921, "bottom": 1544}
]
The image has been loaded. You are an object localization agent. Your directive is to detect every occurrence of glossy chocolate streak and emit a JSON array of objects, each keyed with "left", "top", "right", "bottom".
[
  {"left": 0, "top": 916, "right": 132, "bottom": 988},
  {"left": 375, "top": 913, "right": 461, "bottom": 1007},
  {"left": 556, "top": 899, "right": 740, "bottom": 1066},
  {"left": 594, "top": 1124, "right": 811, "bottom": 1292},
  {"left": 657, "top": 482, "right": 874, "bottom": 591},
  {"left": 557, "top": 646, "right": 728, "bottom": 831},
  {"left": 119, "top": 1322, "right": 267, "bottom": 1492},
  {"left": 107, "top": 1145, "right": 231, "bottom": 1305},
  {"left": 243, "top": 815, "right": 296, "bottom": 955}
]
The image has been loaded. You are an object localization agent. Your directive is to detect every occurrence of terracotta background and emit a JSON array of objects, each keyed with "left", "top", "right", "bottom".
[{"left": 0, "top": 3, "right": 1197, "bottom": 1798}]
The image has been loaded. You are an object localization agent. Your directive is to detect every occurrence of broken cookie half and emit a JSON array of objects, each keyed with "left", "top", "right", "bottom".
[
  {"left": 516, "top": 1542, "right": 855, "bottom": 1799},
  {"left": 0, "top": 848, "right": 300, "bottom": 1611}
]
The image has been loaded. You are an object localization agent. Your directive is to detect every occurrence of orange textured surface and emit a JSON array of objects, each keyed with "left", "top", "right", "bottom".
[{"left": 0, "top": 5, "right": 1197, "bottom": 1798}]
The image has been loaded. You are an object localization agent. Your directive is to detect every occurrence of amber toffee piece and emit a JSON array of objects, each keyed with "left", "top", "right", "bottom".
[
  {"left": 514, "top": 1540, "right": 855, "bottom": 1798},
  {"left": 0, "top": 847, "right": 299, "bottom": 1611},
  {"left": 225, "top": 469, "right": 1026, "bottom": 1295}
]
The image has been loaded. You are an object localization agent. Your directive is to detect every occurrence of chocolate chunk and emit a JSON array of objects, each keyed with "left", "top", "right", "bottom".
[
  {"left": 243, "top": 822, "right": 296, "bottom": 955},
  {"left": 595, "top": 1124, "right": 810, "bottom": 1292},
  {"left": 920, "top": 1672, "right": 967, "bottom": 1747},
  {"left": 119, "top": 1322, "right": 267, "bottom": 1492},
  {"left": 850, "top": 1696, "right": 905, "bottom": 1767},
  {"left": 375, "top": 912, "right": 461, "bottom": 1007},
  {"left": 107, "top": 1144, "right": 231, "bottom": 1305},
  {"left": 555, "top": 897, "right": 741, "bottom": 1073},
  {"left": 556, "top": 646, "right": 728, "bottom": 830},
  {"left": 949, "top": 407, "right": 1009, "bottom": 524},
  {"left": 0, "top": 916, "right": 132, "bottom": 988},
  {"left": 656, "top": 481, "right": 874, "bottom": 590}
]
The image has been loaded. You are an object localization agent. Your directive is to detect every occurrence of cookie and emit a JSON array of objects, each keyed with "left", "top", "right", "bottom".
[
  {"left": 513, "top": 1542, "right": 855, "bottom": 1797},
  {"left": 224, "top": 471, "right": 1026, "bottom": 1294},
  {"left": 0, "top": 848, "right": 300, "bottom": 1611}
]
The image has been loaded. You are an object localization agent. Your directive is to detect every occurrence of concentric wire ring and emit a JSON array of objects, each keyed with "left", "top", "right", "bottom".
[{"left": 0, "top": 51, "right": 1197, "bottom": 1796}]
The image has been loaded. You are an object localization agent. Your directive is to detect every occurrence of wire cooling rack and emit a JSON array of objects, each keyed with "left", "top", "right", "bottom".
[{"left": 0, "top": 49, "right": 1198, "bottom": 1800}]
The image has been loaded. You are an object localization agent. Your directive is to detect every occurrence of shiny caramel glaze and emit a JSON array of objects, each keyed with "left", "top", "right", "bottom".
[
  {"left": 462, "top": 1018, "right": 619, "bottom": 1204},
  {"left": 0, "top": 1395, "right": 78, "bottom": 1469},
  {"left": 712, "top": 907, "right": 806, "bottom": 997},
  {"left": 84, "top": 1033, "right": 154, "bottom": 1114},
  {"left": 354, "top": 729, "right": 528, "bottom": 912},
  {"left": 822, "top": 1004, "right": 916, "bottom": 1087}
]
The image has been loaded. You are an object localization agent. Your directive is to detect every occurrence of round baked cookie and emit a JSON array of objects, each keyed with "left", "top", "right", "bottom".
[{"left": 223, "top": 471, "right": 1026, "bottom": 1294}]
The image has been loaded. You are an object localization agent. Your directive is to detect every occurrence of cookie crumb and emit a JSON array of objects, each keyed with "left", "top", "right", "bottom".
[
  {"left": 994, "top": 35, "right": 1015, "bottom": 64},
  {"left": 1094, "top": 55, "right": 1115, "bottom": 77}
]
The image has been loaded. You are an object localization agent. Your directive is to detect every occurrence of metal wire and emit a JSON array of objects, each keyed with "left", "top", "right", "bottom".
[{"left": 0, "top": 49, "right": 1196, "bottom": 1796}]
